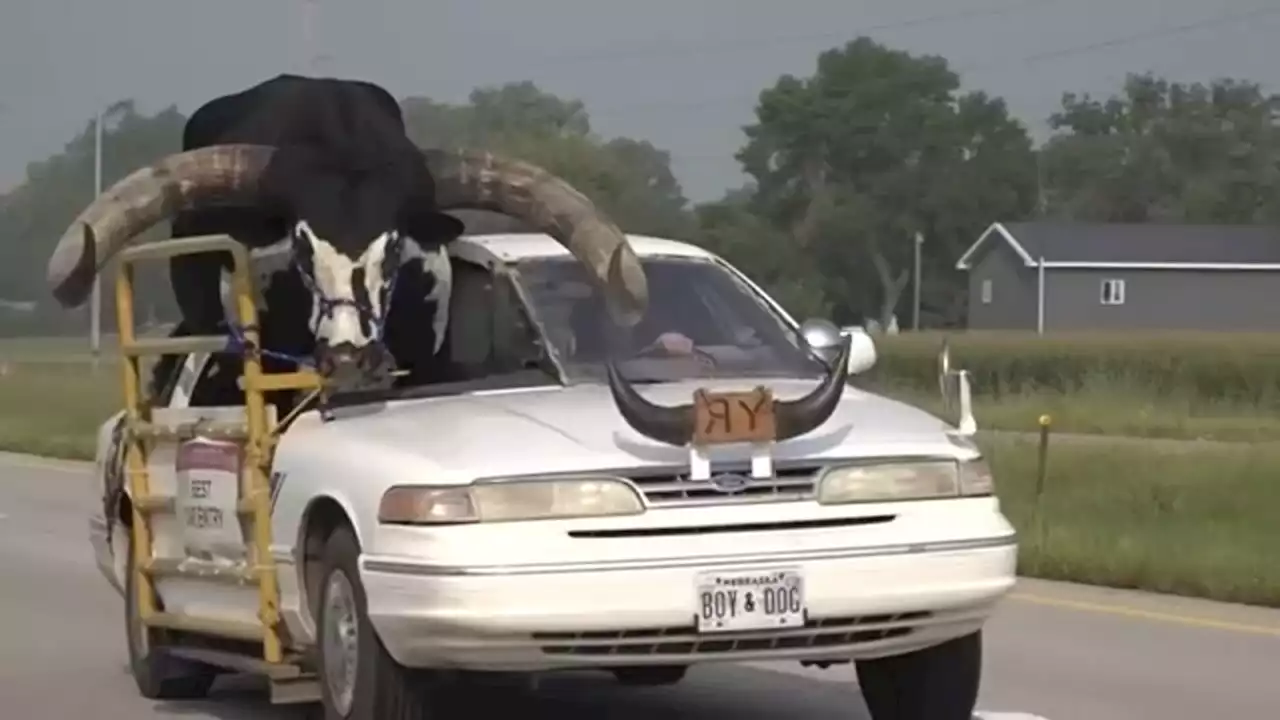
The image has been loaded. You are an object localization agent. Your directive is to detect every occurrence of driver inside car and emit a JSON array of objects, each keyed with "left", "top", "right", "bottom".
[{"left": 563, "top": 293, "right": 699, "bottom": 361}]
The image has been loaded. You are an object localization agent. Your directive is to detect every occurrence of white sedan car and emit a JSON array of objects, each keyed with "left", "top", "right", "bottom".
[{"left": 88, "top": 232, "right": 1016, "bottom": 720}]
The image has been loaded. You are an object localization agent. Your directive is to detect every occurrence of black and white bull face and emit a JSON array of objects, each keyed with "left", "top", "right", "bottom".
[{"left": 286, "top": 219, "right": 452, "bottom": 385}]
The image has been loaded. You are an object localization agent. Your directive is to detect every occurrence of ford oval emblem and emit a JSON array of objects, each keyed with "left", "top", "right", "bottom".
[{"left": 708, "top": 473, "right": 751, "bottom": 493}]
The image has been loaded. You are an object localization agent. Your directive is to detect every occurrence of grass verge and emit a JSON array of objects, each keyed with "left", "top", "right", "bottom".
[
  {"left": 982, "top": 433, "right": 1280, "bottom": 607},
  {"left": 875, "top": 330, "right": 1280, "bottom": 405},
  {"left": 0, "top": 360, "right": 119, "bottom": 460},
  {"left": 875, "top": 380, "right": 1280, "bottom": 441}
]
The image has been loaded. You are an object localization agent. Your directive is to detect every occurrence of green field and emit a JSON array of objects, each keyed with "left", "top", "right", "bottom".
[
  {"left": 984, "top": 434, "right": 1279, "bottom": 607},
  {"left": 873, "top": 330, "right": 1280, "bottom": 406},
  {"left": 2, "top": 331, "right": 1277, "bottom": 607},
  {"left": 870, "top": 330, "right": 1280, "bottom": 440},
  {"left": 0, "top": 357, "right": 119, "bottom": 459},
  {"left": 874, "top": 380, "right": 1280, "bottom": 442}
]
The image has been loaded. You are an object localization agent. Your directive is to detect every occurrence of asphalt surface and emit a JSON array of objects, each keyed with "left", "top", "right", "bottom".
[{"left": 2, "top": 451, "right": 1277, "bottom": 720}]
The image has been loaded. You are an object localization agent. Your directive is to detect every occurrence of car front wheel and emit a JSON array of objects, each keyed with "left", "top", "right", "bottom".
[
  {"left": 855, "top": 631, "right": 982, "bottom": 720},
  {"left": 316, "top": 525, "right": 446, "bottom": 720}
]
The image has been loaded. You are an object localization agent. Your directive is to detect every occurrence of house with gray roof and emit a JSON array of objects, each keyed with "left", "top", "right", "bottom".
[{"left": 955, "top": 221, "right": 1280, "bottom": 332}]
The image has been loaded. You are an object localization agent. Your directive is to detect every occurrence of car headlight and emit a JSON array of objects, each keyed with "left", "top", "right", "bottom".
[
  {"left": 816, "top": 457, "right": 993, "bottom": 505},
  {"left": 378, "top": 477, "right": 645, "bottom": 525}
]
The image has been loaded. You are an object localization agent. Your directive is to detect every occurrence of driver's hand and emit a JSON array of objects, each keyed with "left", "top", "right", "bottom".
[{"left": 656, "top": 332, "right": 695, "bottom": 355}]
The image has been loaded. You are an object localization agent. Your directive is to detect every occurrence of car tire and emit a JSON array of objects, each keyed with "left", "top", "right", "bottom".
[
  {"left": 316, "top": 525, "right": 441, "bottom": 720},
  {"left": 123, "top": 528, "right": 219, "bottom": 700},
  {"left": 855, "top": 631, "right": 982, "bottom": 720}
]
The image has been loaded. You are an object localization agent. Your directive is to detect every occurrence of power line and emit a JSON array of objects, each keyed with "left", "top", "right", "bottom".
[
  {"left": 521, "top": 0, "right": 1073, "bottom": 65},
  {"left": 579, "top": 4, "right": 1280, "bottom": 117},
  {"left": 1020, "top": 3, "right": 1280, "bottom": 63}
]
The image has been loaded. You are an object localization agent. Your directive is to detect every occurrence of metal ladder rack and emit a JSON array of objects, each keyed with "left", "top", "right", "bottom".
[{"left": 113, "top": 234, "right": 322, "bottom": 667}]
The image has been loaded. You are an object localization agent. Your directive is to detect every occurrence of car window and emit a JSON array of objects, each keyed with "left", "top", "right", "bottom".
[
  {"left": 515, "top": 255, "right": 826, "bottom": 383},
  {"left": 189, "top": 353, "right": 245, "bottom": 407},
  {"left": 445, "top": 258, "right": 546, "bottom": 377}
]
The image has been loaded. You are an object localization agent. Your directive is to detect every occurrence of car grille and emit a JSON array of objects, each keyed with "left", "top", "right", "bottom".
[
  {"left": 627, "top": 465, "right": 821, "bottom": 506},
  {"left": 535, "top": 611, "right": 929, "bottom": 657}
]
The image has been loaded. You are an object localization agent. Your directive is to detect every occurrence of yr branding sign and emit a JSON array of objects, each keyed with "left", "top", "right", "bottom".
[{"left": 693, "top": 387, "right": 777, "bottom": 446}]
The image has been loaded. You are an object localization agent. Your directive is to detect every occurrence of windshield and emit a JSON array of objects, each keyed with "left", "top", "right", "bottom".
[{"left": 515, "top": 255, "right": 827, "bottom": 383}]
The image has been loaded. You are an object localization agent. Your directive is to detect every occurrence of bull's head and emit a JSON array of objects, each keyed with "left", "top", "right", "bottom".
[{"left": 44, "top": 145, "right": 649, "bottom": 386}]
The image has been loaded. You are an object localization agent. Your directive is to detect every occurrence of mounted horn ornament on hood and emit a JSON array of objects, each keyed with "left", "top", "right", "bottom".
[{"left": 605, "top": 335, "right": 853, "bottom": 447}]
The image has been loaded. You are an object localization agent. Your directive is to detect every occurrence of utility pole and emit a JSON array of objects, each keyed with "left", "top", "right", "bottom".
[
  {"left": 912, "top": 231, "right": 924, "bottom": 331},
  {"left": 1035, "top": 150, "right": 1047, "bottom": 216},
  {"left": 89, "top": 108, "right": 103, "bottom": 369}
]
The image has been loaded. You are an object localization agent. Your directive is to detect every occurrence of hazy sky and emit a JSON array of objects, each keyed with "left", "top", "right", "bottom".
[{"left": 2, "top": 0, "right": 1276, "bottom": 201}]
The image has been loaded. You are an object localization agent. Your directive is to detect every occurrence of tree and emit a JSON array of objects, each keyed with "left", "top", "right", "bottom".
[
  {"left": 722, "top": 37, "right": 1038, "bottom": 328},
  {"left": 401, "top": 80, "right": 590, "bottom": 149},
  {"left": 0, "top": 100, "right": 186, "bottom": 334},
  {"left": 1040, "top": 73, "right": 1280, "bottom": 223},
  {"left": 694, "top": 186, "right": 831, "bottom": 321},
  {"left": 402, "top": 81, "right": 694, "bottom": 238}
]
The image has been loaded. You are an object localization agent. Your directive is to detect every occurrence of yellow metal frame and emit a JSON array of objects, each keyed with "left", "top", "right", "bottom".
[{"left": 113, "top": 234, "right": 322, "bottom": 664}]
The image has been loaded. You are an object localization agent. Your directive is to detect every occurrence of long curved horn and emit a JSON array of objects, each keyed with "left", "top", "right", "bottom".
[
  {"left": 422, "top": 149, "right": 648, "bottom": 326},
  {"left": 606, "top": 336, "right": 853, "bottom": 446},
  {"left": 46, "top": 144, "right": 276, "bottom": 308}
]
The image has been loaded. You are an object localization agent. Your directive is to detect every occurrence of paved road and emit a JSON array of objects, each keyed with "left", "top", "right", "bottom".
[{"left": 2, "top": 453, "right": 1277, "bottom": 719}]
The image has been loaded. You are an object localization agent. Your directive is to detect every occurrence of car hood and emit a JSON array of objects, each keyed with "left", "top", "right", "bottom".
[{"left": 283, "top": 378, "right": 972, "bottom": 479}]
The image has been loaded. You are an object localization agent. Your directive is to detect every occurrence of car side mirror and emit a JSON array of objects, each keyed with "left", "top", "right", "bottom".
[
  {"left": 937, "top": 337, "right": 976, "bottom": 435},
  {"left": 799, "top": 318, "right": 877, "bottom": 375}
]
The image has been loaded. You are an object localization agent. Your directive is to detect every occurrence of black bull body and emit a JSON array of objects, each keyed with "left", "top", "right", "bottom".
[{"left": 44, "top": 73, "right": 848, "bottom": 446}]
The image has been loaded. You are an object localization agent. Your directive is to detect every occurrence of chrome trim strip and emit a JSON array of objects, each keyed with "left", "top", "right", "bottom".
[{"left": 360, "top": 534, "right": 1016, "bottom": 577}]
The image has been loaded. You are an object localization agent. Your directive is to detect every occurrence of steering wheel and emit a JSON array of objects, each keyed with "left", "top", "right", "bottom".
[{"left": 633, "top": 334, "right": 718, "bottom": 369}]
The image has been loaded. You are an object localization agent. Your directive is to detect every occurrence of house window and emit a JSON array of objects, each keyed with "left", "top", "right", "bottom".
[
  {"left": 980, "top": 279, "right": 993, "bottom": 304},
  {"left": 1100, "top": 278, "right": 1126, "bottom": 306}
]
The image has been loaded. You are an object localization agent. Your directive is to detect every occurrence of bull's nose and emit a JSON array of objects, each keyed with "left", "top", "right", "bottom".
[
  {"left": 358, "top": 344, "right": 390, "bottom": 373},
  {"left": 316, "top": 341, "right": 394, "bottom": 390},
  {"left": 316, "top": 342, "right": 358, "bottom": 372}
]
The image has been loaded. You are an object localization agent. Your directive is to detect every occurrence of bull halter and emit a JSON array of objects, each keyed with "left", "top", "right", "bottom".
[
  {"left": 223, "top": 233, "right": 406, "bottom": 371},
  {"left": 290, "top": 231, "right": 405, "bottom": 348}
]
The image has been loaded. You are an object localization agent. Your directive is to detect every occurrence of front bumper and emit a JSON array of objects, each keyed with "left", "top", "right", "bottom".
[{"left": 360, "top": 534, "right": 1017, "bottom": 671}]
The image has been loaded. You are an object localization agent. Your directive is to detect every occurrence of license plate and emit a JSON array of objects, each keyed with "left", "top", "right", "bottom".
[{"left": 695, "top": 568, "right": 805, "bottom": 633}]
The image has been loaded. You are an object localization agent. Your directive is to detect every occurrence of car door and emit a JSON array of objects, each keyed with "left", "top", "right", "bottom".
[
  {"left": 94, "top": 350, "right": 215, "bottom": 595},
  {"left": 89, "top": 406, "right": 129, "bottom": 594}
]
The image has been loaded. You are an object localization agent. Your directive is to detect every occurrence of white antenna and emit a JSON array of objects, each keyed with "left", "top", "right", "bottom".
[
  {"left": 301, "top": 0, "right": 317, "bottom": 73},
  {"left": 303, "top": 0, "right": 315, "bottom": 72},
  {"left": 300, "top": 0, "right": 332, "bottom": 74}
]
